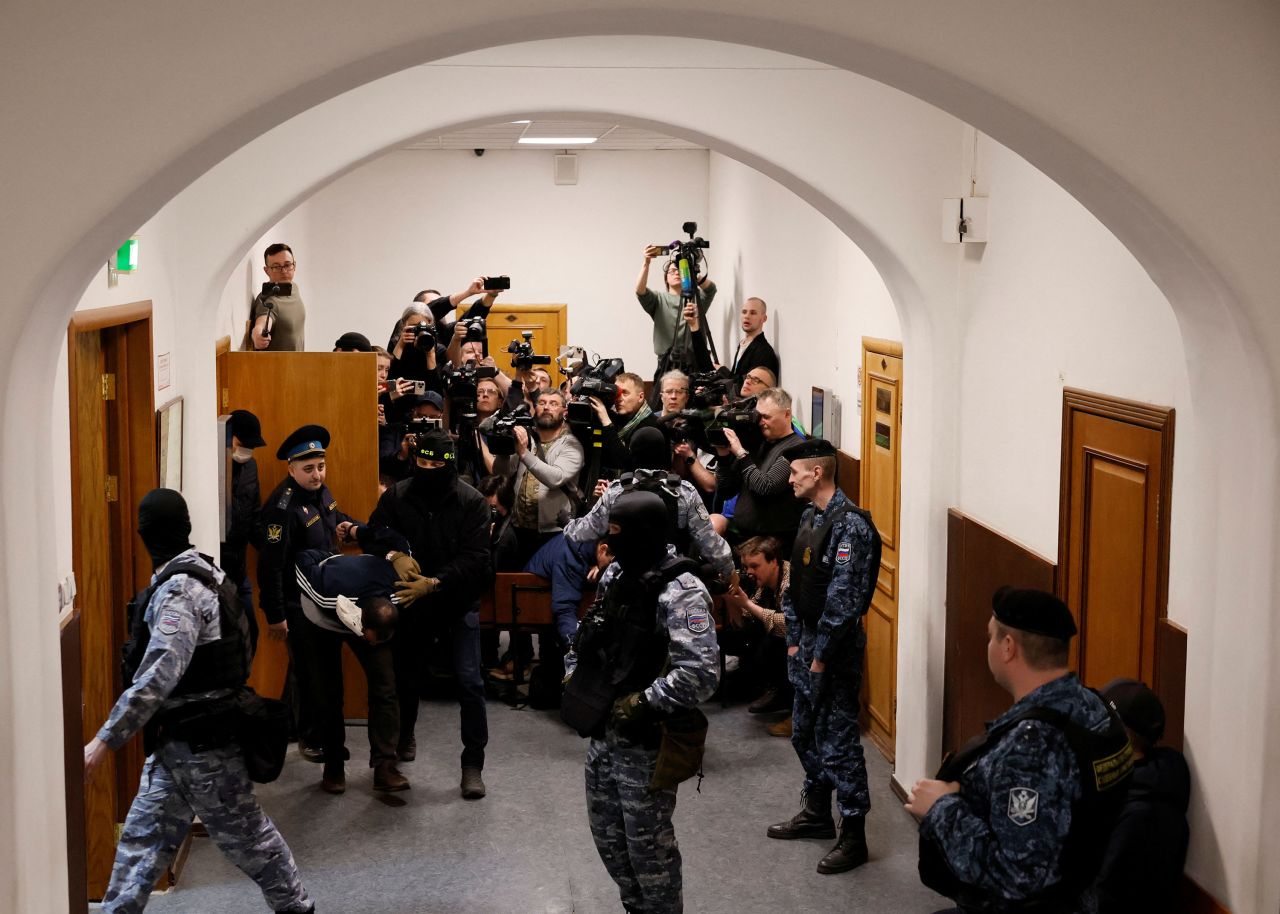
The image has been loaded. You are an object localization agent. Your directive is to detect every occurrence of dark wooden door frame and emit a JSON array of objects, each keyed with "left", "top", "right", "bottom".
[
  {"left": 66, "top": 300, "right": 156, "bottom": 903},
  {"left": 1057, "top": 388, "right": 1175, "bottom": 677}
]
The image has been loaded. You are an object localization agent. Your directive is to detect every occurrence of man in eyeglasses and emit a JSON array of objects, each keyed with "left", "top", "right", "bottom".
[{"left": 242, "top": 242, "right": 306, "bottom": 351}]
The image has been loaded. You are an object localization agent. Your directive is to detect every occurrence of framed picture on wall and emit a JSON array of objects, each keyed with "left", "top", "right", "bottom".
[{"left": 157, "top": 396, "right": 184, "bottom": 491}]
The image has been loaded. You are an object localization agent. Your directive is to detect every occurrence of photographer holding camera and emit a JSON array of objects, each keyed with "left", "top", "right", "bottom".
[
  {"left": 492, "top": 388, "right": 585, "bottom": 564},
  {"left": 637, "top": 235, "right": 716, "bottom": 399},
  {"left": 589, "top": 371, "right": 662, "bottom": 473},
  {"left": 242, "top": 243, "right": 305, "bottom": 351},
  {"left": 712, "top": 387, "right": 805, "bottom": 548}
]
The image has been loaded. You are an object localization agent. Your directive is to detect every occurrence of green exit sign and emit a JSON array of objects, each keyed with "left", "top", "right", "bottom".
[{"left": 114, "top": 237, "right": 139, "bottom": 273}]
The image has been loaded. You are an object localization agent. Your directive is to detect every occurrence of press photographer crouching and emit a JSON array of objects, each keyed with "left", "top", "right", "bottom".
[{"left": 712, "top": 387, "right": 805, "bottom": 549}]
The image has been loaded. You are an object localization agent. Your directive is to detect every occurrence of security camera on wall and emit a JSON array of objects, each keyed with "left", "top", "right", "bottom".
[{"left": 811, "top": 386, "right": 841, "bottom": 448}]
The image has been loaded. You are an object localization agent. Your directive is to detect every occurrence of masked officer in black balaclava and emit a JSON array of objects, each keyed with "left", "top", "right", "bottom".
[
  {"left": 85, "top": 488, "right": 315, "bottom": 913},
  {"left": 346, "top": 428, "right": 494, "bottom": 799},
  {"left": 564, "top": 490, "right": 720, "bottom": 914}
]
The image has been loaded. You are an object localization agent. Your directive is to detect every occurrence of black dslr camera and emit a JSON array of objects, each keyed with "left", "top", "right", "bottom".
[
  {"left": 706, "top": 396, "right": 761, "bottom": 449},
  {"left": 411, "top": 321, "right": 436, "bottom": 351},
  {"left": 484, "top": 403, "right": 537, "bottom": 456},
  {"left": 507, "top": 330, "right": 552, "bottom": 372},
  {"left": 566, "top": 356, "right": 625, "bottom": 427},
  {"left": 459, "top": 315, "right": 487, "bottom": 345}
]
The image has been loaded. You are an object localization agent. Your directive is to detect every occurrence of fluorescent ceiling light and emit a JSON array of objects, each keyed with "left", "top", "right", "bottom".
[
  {"left": 510, "top": 120, "right": 532, "bottom": 124},
  {"left": 518, "top": 137, "right": 597, "bottom": 145}
]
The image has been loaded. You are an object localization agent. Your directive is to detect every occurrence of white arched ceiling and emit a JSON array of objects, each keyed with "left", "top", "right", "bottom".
[{"left": 3, "top": 7, "right": 1277, "bottom": 910}]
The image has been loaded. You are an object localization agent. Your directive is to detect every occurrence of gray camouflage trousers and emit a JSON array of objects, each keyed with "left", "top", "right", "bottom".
[
  {"left": 101, "top": 739, "right": 311, "bottom": 913},
  {"left": 585, "top": 735, "right": 682, "bottom": 914}
]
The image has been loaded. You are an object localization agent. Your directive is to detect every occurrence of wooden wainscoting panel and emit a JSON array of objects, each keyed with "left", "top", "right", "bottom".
[
  {"left": 61, "top": 609, "right": 87, "bottom": 913},
  {"left": 1154, "top": 618, "right": 1188, "bottom": 752},
  {"left": 835, "top": 450, "right": 860, "bottom": 505},
  {"left": 943, "top": 509, "right": 1056, "bottom": 758}
]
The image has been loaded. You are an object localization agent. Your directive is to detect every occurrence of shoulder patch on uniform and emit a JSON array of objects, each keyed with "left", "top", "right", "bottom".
[
  {"left": 686, "top": 609, "right": 711, "bottom": 634},
  {"left": 835, "top": 542, "right": 852, "bottom": 564},
  {"left": 1007, "top": 787, "right": 1039, "bottom": 826},
  {"left": 266, "top": 524, "right": 283, "bottom": 544},
  {"left": 157, "top": 606, "right": 183, "bottom": 636}
]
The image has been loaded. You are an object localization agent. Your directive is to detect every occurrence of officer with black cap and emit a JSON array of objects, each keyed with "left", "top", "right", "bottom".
[
  {"left": 348, "top": 427, "right": 493, "bottom": 798},
  {"left": 767, "top": 437, "right": 881, "bottom": 875},
  {"left": 257, "top": 424, "right": 362, "bottom": 764},
  {"left": 907, "top": 587, "right": 1135, "bottom": 913},
  {"left": 221, "top": 409, "right": 266, "bottom": 648}
]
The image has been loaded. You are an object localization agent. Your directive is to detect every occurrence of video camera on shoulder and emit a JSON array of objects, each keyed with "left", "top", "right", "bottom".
[
  {"left": 507, "top": 330, "right": 552, "bottom": 372},
  {"left": 689, "top": 367, "right": 736, "bottom": 409},
  {"left": 660, "top": 408, "right": 716, "bottom": 454},
  {"left": 566, "top": 355, "right": 625, "bottom": 428},
  {"left": 706, "top": 396, "right": 761, "bottom": 450}
]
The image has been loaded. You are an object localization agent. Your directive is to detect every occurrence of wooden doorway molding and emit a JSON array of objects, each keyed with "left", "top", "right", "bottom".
[
  {"left": 1058, "top": 388, "right": 1174, "bottom": 687},
  {"left": 859, "top": 337, "right": 903, "bottom": 761},
  {"left": 66, "top": 300, "right": 157, "bottom": 902}
]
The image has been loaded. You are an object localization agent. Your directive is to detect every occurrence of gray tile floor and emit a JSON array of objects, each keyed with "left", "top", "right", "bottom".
[{"left": 142, "top": 698, "right": 949, "bottom": 913}]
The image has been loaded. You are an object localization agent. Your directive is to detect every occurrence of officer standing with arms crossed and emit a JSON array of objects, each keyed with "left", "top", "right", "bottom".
[
  {"left": 84, "top": 489, "right": 313, "bottom": 913},
  {"left": 906, "top": 588, "right": 1133, "bottom": 913},
  {"left": 766, "top": 439, "right": 881, "bottom": 874},
  {"left": 257, "top": 425, "right": 361, "bottom": 767},
  {"left": 563, "top": 490, "right": 720, "bottom": 914}
]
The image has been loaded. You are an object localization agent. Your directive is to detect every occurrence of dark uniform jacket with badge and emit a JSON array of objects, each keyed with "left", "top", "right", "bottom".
[
  {"left": 257, "top": 478, "right": 356, "bottom": 624},
  {"left": 366, "top": 476, "right": 492, "bottom": 614},
  {"left": 920, "top": 673, "right": 1134, "bottom": 913},
  {"left": 782, "top": 488, "right": 880, "bottom": 664}
]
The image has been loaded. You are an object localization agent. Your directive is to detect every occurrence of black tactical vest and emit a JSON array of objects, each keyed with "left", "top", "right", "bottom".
[
  {"left": 788, "top": 501, "right": 851, "bottom": 624},
  {"left": 920, "top": 699, "right": 1135, "bottom": 911},
  {"left": 561, "top": 555, "right": 699, "bottom": 739},
  {"left": 618, "top": 471, "right": 689, "bottom": 553},
  {"left": 121, "top": 558, "right": 252, "bottom": 697}
]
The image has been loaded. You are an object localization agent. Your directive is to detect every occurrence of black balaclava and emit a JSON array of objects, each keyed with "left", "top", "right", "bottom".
[
  {"left": 137, "top": 488, "right": 193, "bottom": 568},
  {"left": 628, "top": 426, "right": 670, "bottom": 473},
  {"left": 409, "top": 429, "right": 458, "bottom": 501},
  {"left": 607, "top": 491, "right": 669, "bottom": 575}
]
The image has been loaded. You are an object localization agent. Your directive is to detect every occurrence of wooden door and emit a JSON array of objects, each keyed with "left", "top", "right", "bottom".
[
  {"left": 217, "top": 351, "right": 381, "bottom": 715},
  {"left": 859, "top": 338, "right": 903, "bottom": 760},
  {"left": 67, "top": 303, "right": 156, "bottom": 900},
  {"left": 460, "top": 304, "right": 568, "bottom": 385},
  {"left": 1059, "top": 390, "right": 1173, "bottom": 687}
]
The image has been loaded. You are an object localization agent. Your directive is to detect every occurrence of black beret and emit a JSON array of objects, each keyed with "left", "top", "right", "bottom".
[
  {"left": 276, "top": 424, "right": 330, "bottom": 461},
  {"left": 784, "top": 438, "right": 837, "bottom": 461},
  {"left": 1102, "top": 678, "right": 1166, "bottom": 744},
  {"left": 334, "top": 332, "right": 373, "bottom": 352},
  {"left": 229, "top": 409, "right": 265, "bottom": 448},
  {"left": 991, "top": 586, "right": 1077, "bottom": 640},
  {"left": 413, "top": 428, "right": 456, "bottom": 463}
]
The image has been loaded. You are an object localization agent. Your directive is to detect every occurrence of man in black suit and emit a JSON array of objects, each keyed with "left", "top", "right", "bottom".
[{"left": 731, "top": 297, "right": 780, "bottom": 386}]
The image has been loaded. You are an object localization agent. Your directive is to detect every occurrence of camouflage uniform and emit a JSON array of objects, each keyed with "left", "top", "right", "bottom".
[
  {"left": 920, "top": 674, "right": 1115, "bottom": 913},
  {"left": 97, "top": 549, "right": 312, "bottom": 914},
  {"left": 782, "top": 489, "right": 877, "bottom": 820},
  {"left": 574, "top": 558, "right": 720, "bottom": 914},
  {"left": 564, "top": 470, "right": 735, "bottom": 579}
]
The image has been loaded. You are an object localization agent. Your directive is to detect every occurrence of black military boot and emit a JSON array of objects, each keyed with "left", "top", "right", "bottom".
[
  {"left": 816, "top": 815, "right": 869, "bottom": 873},
  {"left": 766, "top": 790, "right": 836, "bottom": 840}
]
